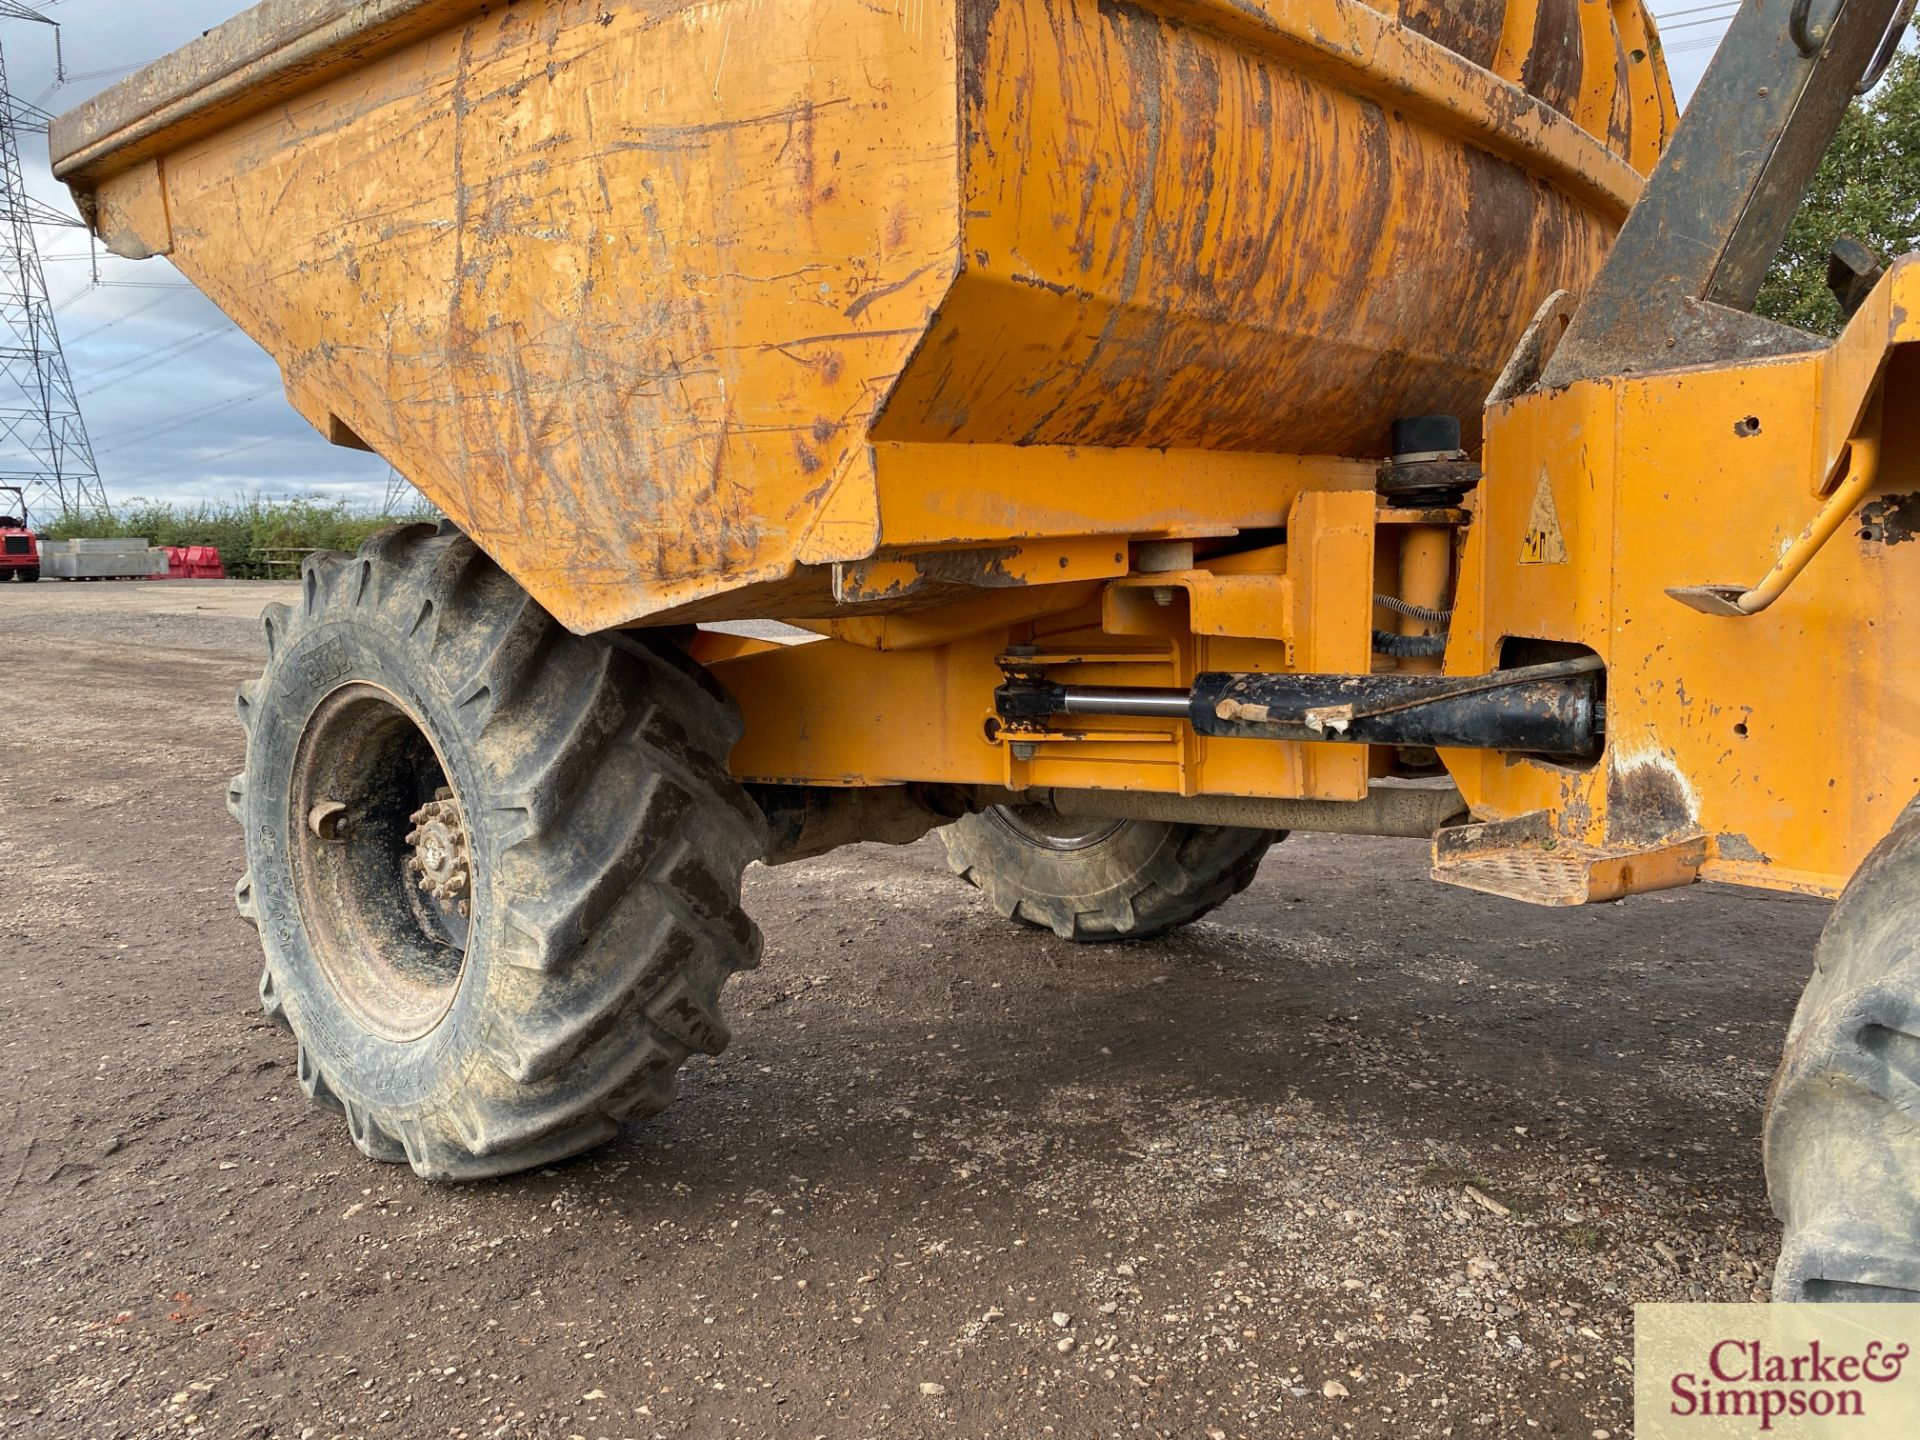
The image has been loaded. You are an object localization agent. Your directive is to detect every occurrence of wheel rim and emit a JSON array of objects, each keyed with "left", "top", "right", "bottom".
[
  {"left": 987, "top": 803, "right": 1125, "bottom": 852},
  {"left": 289, "top": 682, "right": 472, "bottom": 1042}
]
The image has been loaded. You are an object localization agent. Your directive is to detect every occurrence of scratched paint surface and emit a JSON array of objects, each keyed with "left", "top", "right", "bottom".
[
  {"left": 114, "top": 0, "right": 961, "bottom": 631},
  {"left": 70, "top": 0, "right": 1669, "bottom": 632},
  {"left": 1448, "top": 277, "right": 1920, "bottom": 895},
  {"left": 878, "top": 0, "right": 1672, "bottom": 456}
]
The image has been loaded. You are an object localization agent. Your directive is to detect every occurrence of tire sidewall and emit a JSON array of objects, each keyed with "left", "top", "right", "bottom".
[{"left": 245, "top": 609, "right": 498, "bottom": 1117}]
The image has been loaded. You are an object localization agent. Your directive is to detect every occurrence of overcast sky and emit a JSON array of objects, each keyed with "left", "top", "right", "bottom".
[{"left": 6, "top": 1, "right": 1727, "bottom": 512}]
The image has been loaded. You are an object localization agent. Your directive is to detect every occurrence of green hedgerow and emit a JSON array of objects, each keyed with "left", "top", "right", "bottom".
[{"left": 43, "top": 493, "right": 440, "bottom": 579}]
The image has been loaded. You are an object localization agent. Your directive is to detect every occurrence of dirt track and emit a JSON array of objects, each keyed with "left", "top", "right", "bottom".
[{"left": 0, "top": 581, "right": 1826, "bottom": 1439}]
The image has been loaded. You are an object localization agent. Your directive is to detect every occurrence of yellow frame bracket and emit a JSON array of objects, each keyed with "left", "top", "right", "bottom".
[{"left": 1668, "top": 397, "right": 1883, "bottom": 617}]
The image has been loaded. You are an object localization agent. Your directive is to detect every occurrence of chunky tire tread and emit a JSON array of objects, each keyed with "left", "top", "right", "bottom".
[
  {"left": 295, "top": 1044, "right": 345, "bottom": 1116},
  {"left": 942, "top": 809, "right": 1277, "bottom": 943},
  {"left": 1767, "top": 793, "right": 1920, "bottom": 1301},
  {"left": 257, "top": 961, "right": 287, "bottom": 1029},
  {"left": 231, "top": 526, "right": 764, "bottom": 1181}
]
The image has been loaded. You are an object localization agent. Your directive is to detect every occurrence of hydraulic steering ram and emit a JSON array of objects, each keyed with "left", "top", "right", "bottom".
[{"left": 994, "top": 657, "right": 1605, "bottom": 761}]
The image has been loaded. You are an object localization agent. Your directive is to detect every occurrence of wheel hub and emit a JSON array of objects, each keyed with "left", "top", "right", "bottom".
[
  {"left": 406, "top": 790, "right": 471, "bottom": 917},
  {"left": 288, "top": 681, "right": 471, "bottom": 1042}
]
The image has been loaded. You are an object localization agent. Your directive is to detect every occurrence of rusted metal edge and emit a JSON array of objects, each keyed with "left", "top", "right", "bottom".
[
  {"left": 57, "top": 0, "right": 1647, "bottom": 224},
  {"left": 1144, "top": 0, "right": 1646, "bottom": 221},
  {"left": 51, "top": 0, "right": 493, "bottom": 185}
]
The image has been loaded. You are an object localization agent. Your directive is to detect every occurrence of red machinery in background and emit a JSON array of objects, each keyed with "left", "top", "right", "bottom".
[
  {"left": 157, "top": 545, "right": 226, "bottom": 580},
  {"left": 0, "top": 485, "right": 39, "bottom": 583}
]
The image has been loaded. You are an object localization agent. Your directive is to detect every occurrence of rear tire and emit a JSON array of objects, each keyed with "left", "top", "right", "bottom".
[
  {"left": 17, "top": 566, "right": 36, "bottom": 582},
  {"left": 229, "top": 526, "right": 765, "bottom": 1180},
  {"left": 1767, "top": 795, "right": 1920, "bottom": 1300},
  {"left": 941, "top": 805, "right": 1278, "bottom": 942}
]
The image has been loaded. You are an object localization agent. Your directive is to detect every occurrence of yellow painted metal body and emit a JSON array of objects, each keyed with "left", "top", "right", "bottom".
[
  {"left": 55, "top": 0, "right": 1671, "bottom": 634},
  {"left": 717, "top": 486, "right": 1382, "bottom": 804},
  {"left": 1445, "top": 259, "right": 1920, "bottom": 898},
  {"left": 80, "top": 0, "right": 1920, "bottom": 910}
]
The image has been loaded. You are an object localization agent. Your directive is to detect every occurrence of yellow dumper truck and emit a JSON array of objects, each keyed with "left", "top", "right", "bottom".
[{"left": 50, "top": 0, "right": 1920, "bottom": 1301}]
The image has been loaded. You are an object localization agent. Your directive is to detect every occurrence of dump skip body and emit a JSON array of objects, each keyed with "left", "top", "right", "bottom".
[{"left": 53, "top": 0, "right": 1674, "bottom": 631}]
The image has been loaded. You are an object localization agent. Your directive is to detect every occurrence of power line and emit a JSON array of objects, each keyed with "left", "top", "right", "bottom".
[
  {"left": 59, "top": 284, "right": 189, "bottom": 333},
  {"left": 1650, "top": 2, "right": 1739, "bottom": 19},
  {"left": 1650, "top": 4, "right": 1737, "bottom": 64},
  {"left": 50, "top": 62, "right": 136, "bottom": 83},
  {"left": 33, "top": 58, "right": 141, "bottom": 106},
  {"left": 1660, "top": 12, "right": 1740, "bottom": 33},
  {"left": 94, "top": 382, "right": 278, "bottom": 456},
  {"left": 77, "top": 326, "right": 228, "bottom": 394},
  {"left": 112, "top": 429, "right": 296, "bottom": 486}
]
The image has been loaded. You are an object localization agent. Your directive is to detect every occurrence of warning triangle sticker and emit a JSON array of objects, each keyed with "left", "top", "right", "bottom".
[{"left": 1520, "top": 469, "right": 1568, "bottom": 565}]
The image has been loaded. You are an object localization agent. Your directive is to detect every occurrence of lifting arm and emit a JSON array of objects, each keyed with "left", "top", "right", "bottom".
[{"left": 1541, "top": 0, "right": 1913, "bottom": 387}]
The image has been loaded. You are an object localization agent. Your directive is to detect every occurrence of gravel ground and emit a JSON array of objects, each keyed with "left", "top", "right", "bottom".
[{"left": 0, "top": 580, "right": 1827, "bottom": 1439}]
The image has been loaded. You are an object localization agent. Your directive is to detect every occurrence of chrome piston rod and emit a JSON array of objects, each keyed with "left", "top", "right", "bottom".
[{"left": 1057, "top": 687, "right": 1192, "bottom": 718}]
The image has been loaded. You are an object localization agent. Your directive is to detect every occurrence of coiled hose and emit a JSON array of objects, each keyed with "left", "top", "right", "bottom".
[
  {"left": 1373, "top": 594, "right": 1453, "bottom": 625},
  {"left": 1372, "top": 594, "right": 1451, "bottom": 658}
]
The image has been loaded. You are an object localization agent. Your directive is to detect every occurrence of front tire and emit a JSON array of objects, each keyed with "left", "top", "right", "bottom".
[
  {"left": 1767, "top": 795, "right": 1920, "bottom": 1300},
  {"left": 941, "top": 805, "right": 1278, "bottom": 942},
  {"left": 229, "top": 527, "right": 765, "bottom": 1180}
]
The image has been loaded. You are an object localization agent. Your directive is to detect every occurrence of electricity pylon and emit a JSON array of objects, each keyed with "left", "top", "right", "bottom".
[{"left": 0, "top": 5, "right": 106, "bottom": 520}]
